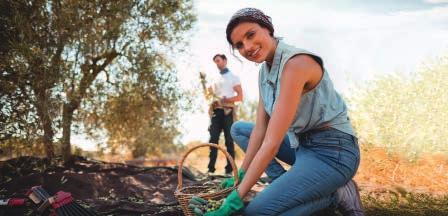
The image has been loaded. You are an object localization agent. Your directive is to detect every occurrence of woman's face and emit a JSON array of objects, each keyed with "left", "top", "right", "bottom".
[{"left": 230, "top": 22, "right": 275, "bottom": 64}]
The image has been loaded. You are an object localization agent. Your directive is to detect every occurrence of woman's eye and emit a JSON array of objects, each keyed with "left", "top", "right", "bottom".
[
  {"left": 235, "top": 43, "right": 243, "bottom": 49},
  {"left": 247, "top": 32, "right": 255, "bottom": 39}
]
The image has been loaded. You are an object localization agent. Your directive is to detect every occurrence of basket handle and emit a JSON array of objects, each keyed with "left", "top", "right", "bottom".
[{"left": 177, "top": 143, "right": 239, "bottom": 189}]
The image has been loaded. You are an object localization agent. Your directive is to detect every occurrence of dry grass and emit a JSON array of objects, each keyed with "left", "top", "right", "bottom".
[
  {"left": 355, "top": 144, "right": 448, "bottom": 196},
  {"left": 348, "top": 57, "right": 448, "bottom": 158}
]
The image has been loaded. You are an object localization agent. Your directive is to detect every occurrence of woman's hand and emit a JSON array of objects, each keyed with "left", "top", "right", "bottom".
[
  {"left": 188, "top": 190, "right": 244, "bottom": 216},
  {"left": 220, "top": 168, "right": 245, "bottom": 189},
  {"left": 188, "top": 196, "right": 209, "bottom": 216}
]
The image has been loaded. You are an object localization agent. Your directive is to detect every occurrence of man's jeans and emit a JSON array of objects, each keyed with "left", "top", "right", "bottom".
[
  {"left": 230, "top": 121, "right": 360, "bottom": 216},
  {"left": 208, "top": 109, "right": 235, "bottom": 174}
]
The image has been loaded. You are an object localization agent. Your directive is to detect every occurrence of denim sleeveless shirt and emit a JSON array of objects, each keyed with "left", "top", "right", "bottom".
[{"left": 259, "top": 40, "right": 355, "bottom": 148}]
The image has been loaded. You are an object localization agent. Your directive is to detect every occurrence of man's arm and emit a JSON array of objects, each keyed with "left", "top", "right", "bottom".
[{"left": 222, "top": 84, "right": 243, "bottom": 103}]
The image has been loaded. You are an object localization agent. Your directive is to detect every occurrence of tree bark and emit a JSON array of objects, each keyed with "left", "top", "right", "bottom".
[
  {"left": 61, "top": 101, "right": 78, "bottom": 161},
  {"left": 34, "top": 90, "right": 55, "bottom": 158}
]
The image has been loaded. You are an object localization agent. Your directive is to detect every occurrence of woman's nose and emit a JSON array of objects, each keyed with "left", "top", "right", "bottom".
[{"left": 243, "top": 40, "right": 253, "bottom": 53}]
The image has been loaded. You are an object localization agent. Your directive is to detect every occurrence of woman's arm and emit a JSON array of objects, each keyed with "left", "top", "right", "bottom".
[
  {"left": 240, "top": 93, "right": 269, "bottom": 171},
  {"left": 237, "top": 54, "right": 323, "bottom": 197}
]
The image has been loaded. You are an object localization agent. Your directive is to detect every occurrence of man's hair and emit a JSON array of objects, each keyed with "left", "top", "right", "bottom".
[{"left": 213, "top": 54, "right": 227, "bottom": 61}]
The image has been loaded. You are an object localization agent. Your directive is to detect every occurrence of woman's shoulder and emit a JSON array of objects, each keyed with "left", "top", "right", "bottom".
[
  {"left": 282, "top": 43, "right": 316, "bottom": 60},
  {"left": 279, "top": 41, "right": 323, "bottom": 70}
]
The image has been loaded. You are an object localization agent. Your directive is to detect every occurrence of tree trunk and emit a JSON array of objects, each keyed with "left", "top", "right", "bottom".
[
  {"left": 61, "top": 102, "right": 77, "bottom": 162},
  {"left": 34, "top": 91, "right": 55, "bottom": 158},
  {"left": 42, "top": 117, "right": 55, "bottom": 158}
]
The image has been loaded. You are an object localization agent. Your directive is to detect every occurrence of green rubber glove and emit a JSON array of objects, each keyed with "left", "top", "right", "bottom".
[
  {"left": 220, "top": 169, "right": 245, "bottom": 189},
  {"left": 205, "top": 190, "right": 244, "bottom": 216},
  {"left": 188, "top": 196, "right": 208, "bottom": 216}
]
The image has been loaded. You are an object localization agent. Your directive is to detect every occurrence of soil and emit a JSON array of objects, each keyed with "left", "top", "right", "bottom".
[{"left": 0, "top": 156, "right": 193, "bottom": 215}]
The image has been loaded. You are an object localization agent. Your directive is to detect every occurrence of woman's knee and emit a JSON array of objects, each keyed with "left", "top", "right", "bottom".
[
  {"left": 232, "top": 121, "right": 255, "bottom": 149},
  {"left": 230, "top": 121, "right": 252, "bottom": 140},
  {"left": 231, "top": 121, "right": 245, "bottom": 136}
]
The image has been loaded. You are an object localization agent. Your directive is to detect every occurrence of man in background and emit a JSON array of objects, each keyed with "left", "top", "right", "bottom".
[{"left": 207, "top": 54, "right": 243, "bottom": 175}]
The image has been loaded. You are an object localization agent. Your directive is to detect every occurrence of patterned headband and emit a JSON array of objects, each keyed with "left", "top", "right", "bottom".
[
  {"left": 226, "top": 8, "right": 274, "bottom": 44},
  {"left": 230, "top": 8, "right": 272, "bottom": 25}
]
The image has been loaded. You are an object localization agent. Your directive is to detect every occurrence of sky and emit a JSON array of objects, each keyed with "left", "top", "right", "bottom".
[{"left": 74, "top": 0, "right": 448, "bottom": 151}]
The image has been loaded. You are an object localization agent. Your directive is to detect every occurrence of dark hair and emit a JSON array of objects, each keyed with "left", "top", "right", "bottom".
[
  {"left": 226, "top": 8, "right": 274, "bottom": 45},
  {"left": 213, "top": 54, "right": 227, "bottom": 61}
]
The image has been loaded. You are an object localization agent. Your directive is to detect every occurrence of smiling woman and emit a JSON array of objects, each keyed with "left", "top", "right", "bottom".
[
  {"left": 188, "top": 8, "right": 364, "bottom": 216},
  {"left": 225, "top": 9, "right": 276, "bottom": 64}
]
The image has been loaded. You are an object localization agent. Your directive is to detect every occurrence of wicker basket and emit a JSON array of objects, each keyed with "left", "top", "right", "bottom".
[{"left": 174, "top": 143, "right": 239, "bottom": 216}]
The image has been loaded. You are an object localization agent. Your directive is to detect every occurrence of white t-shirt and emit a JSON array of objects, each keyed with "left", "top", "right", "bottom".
[{"left": 212, "top": 71, "right": 241, "bottom": 98}]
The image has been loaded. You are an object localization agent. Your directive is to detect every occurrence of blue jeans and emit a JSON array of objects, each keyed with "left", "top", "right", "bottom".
[{"left": 230, "top": 121, "right": 360, "bottom": 216}]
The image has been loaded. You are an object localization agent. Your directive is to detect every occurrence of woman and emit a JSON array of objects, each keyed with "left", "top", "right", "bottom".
[{"left": 189, "top": 8, "right": 363, "bottom": 216}]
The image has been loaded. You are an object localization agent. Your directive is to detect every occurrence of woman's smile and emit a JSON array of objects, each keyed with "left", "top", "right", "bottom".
[{"left": 249, "top": 47, "right": 261, "bottom": 60}]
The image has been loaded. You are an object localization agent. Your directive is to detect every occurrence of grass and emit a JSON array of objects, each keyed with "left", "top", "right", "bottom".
[
  {"left": 362, "top": 191, "right": 448, "bottom": 216},
  {"left": 348, "top": 57, "right": 448, "bottom": 159}
]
